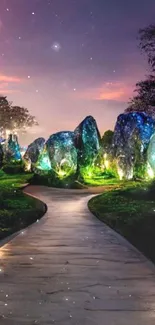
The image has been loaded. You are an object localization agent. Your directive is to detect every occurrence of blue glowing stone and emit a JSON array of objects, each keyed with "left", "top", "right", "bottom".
[
  {"left": 24, "top": 137, "right": 45, "bottom": 164},
  {"left": 113, "top": 112, "right": 155, "bottom": 179},
  {"left": 74, "top": 116, "right": 101, "bottom": 175},
  {"left": 46, "top": 131, "right": 77, "bottom": 179}
]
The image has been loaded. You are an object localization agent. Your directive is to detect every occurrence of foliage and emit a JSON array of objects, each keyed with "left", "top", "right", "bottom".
[
  {"left": 0, "top": 96, "right": 38, "bottom": 137},
  {"left": 125, "top": 24, "right": 155, "bottom": 116},
  {"left": 139, "top": 24, "right": 155, "bottom": 71},
  {"left": 101, "top": 130, "right": 114, "bottom": 152},
  {"left": 0, "top": 173, "right": 45, "bottom": 240},
  {"left": 30, "top": 172, "right": 84, "bottom": 189},
  {"left": 2, "top": 161, "right": 25, "bottom": 174},
  {"left": 125, "top": 76, "right": 155, "bottom": 118}
]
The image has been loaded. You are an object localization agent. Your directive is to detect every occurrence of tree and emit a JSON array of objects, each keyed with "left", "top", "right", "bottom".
[
  {"left": 139, "top": 24, "right": 155, "bottom": 71},
  {"left": 125, "top": 23, "right": 155, "bottom": 117},
  {"left": 125, "top": 75, "right": 155, "bottom": 118},
  {"left": 101, "top": 130, "right": 114, "bottom": 152},
  {"left": 0, "top": 96, "right": 38, "bottom": 138}
]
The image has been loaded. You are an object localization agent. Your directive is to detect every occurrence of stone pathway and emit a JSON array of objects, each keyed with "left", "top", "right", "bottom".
[{"left": 0, "top": 185, "right": 155, "bottom": 324}]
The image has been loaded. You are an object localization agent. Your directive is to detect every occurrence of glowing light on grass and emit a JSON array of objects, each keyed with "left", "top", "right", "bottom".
[
  {"left": 46, "top": 131, "right": 77, "bottom": 180},
  {"left": 55, "top": 158, "right": 75, "bottom": 179},
  {"left": 24, "top": 158, "right": 31, "bottom": 171},
  {"left": 147, "top": 163, "right": 154, "bottom": 179},
  {"left": 117, "top": 167, "right": 124, "bottom": 180}
]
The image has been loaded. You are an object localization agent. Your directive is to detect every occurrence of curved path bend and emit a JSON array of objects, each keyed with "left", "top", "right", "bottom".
[{"left": 0, "top": 186, "right": 155, "bottom": 325}]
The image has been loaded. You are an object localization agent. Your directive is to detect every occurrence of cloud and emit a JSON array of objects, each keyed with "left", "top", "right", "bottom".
[
  {"left": 0, "top": 74, "right": 22, "bottom": 95},
  {"left": 75, "top": 81, "right": 134, "bottom": 102},
  {"left": 0, "top": 75, "right": 21, "bottom": 83}
]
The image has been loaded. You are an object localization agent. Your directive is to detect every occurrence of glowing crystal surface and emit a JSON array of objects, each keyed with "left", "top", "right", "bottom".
[
  {"left": 24, "top": 137, "right": 45, "bottom": 164},
  {"left": 113, "top": 112, "right": 155, "bottom": 179},
  {"left": 46, "top": 131, "right": 77, "bottom": 179},
  {"left": 7, "top": 134, "right": 21, "bottom": 161},
  {"left": 74, "top": 116, "right": 101, "bottom": 178},
  {"left": 35, "top": 146, "right": 51, "bottom": 171},
  {"left": 147, "top": 133, "right": 155, "bottom": 176}
]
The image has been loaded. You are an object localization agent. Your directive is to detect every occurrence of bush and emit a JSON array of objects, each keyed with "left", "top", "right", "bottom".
[
  {"left": 0, "top": 170, "right": 6, "bottom": 178},
  {"left": 2, "top": 161, "right": 24, "bottom": 174}
]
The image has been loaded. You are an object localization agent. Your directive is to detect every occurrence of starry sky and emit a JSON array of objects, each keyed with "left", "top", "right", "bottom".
[{"left": 0, "top": 0, "right": 155, "bottom": 145}]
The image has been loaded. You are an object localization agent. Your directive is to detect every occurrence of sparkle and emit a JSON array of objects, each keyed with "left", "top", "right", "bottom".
[
  {"left": 32, "top": 12, "right": 35, "bottom": 15},
  {"left": 28, "top": 75, "right": 31, "bottom": 79},
  {"left": 51, "top": 42, "right": 61, "bottom": 52},
  {"left": 6, "top": 8, "right": 9, "bottom": 12}
]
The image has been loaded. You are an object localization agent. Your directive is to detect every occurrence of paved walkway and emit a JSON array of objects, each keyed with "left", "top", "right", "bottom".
[{"left": 0, "top": 186, "right": 155, "bottom": 324}]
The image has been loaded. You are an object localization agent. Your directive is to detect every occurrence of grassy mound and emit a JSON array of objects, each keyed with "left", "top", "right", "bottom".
[
  {"left": 0, "top": 173, "right": 46, "bottom": 241},
  {"left": 88, "top": 181, "right": 155, "bottom": 263}
]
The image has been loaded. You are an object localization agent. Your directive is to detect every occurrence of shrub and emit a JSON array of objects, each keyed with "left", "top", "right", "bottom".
[{"left": 2, "top": 161, "right": 24, "bottom": 174}]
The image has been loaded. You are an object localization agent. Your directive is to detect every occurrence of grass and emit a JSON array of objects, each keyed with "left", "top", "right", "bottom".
[
  {"left": 83, "top": 177, "right": 120, "bottom": 186},
  {"left": 0, "top": 172, "right": 46, "bottom": 241},
  {"left": 88, "top": 181, "right": 155, "bottom": 264}
]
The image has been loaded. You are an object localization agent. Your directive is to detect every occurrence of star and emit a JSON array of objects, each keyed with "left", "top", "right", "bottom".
[{"left": 51, "top": 42, "right": 61, "bottom": 52}]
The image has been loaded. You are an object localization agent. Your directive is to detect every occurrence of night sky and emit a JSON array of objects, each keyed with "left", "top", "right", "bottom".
[{"left": 0, "top": 0, "right": 155, "bottom": 144}]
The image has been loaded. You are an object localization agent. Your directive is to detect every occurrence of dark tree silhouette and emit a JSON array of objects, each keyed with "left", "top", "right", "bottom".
[
  {"left": 0, "top": 96, "right": 38, "bottom": 138},
  {"left": 125, "top": 76, "right": 155, "bottom": 118},
  {"left": 139, "top": 24, "right": 155, "bottom": 71},
  {"left": 125, "top": 24, "right": 155, "bottom": 118}
]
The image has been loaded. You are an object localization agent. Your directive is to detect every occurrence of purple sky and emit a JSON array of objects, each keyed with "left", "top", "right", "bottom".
[{"left": 0, "top": 0, "right": 155, "bottom": 144}]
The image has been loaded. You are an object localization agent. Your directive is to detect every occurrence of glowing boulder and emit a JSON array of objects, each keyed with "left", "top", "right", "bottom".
[
  {"left": 35, "top": 146, "right": 51, "bottom": 172},
  {"left": 74, "top": 116, "right": 101, "bottom": 178},
  {"left": 113, "top": 112, "right": 155, "bottom": 179},
  {"left": 24, "top": 137, "right": 45, "bottom": 171},
  {"left": 46, "top": 131, "right": 77, "bottom": 179},
  {"left": 6, "top": 134, "right": 21, "bottom": 161},
  {"left": 24, "top": 138, "right": 45, "bottom": 164},
  {"left": 147, "top": 134, "right": 155, "bottom": 178}
]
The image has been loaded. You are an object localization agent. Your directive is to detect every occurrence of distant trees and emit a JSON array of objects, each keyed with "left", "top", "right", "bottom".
[
  {"left": 139, "top": 25, "right": 155, "bottom": 71},
  {"left": 125, "top": 24, "right": 155, "bottom": 118},
  {"left": 125, "top": 76, "right": 155, "bottom": 118},
  {"left": 0, "top": 96, "right": 38, "bottom": 138},
  {"left": 101, "top": 130, "right": 114, "bottom": 152}
]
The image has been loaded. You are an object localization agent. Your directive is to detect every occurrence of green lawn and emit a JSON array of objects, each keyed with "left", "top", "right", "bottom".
[
  {"left": 0, "top": 172, "right": 46, "bottom": 241},
  {"left": 88, "top": 181, "right": 155, "bottom": 263}
]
